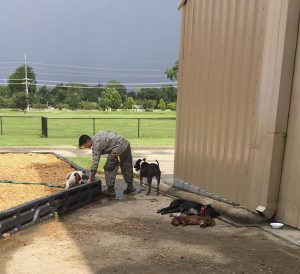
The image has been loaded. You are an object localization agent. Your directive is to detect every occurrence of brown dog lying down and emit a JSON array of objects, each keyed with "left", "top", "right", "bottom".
[{"left": 171, "top": 215, "right": 215, "bottom": 228}]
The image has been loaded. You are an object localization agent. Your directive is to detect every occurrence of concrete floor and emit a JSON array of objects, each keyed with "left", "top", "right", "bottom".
[
  {"left": 1, "top": 182, "right": 300, "bottom": 274},
  {"left": 1, "top": 146, "right": 300, "bottom": 273}
]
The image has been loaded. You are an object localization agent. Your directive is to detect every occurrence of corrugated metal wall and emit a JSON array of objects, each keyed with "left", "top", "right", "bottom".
[
  {"left": 277, "top": 20, "right": 300, "bottom": 229},
  {"left": 175, "top": 0, "right": 300, "bottom": 222},
  {"left": 175, "top": 0, "right": 269, "bottom": 204}
]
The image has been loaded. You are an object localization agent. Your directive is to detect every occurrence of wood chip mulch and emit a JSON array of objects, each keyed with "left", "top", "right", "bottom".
[{"left": 0, "top": 153, "right": 76, "bottom": 211}]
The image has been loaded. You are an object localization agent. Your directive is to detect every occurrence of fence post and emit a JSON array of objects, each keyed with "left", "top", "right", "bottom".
[
  {"left": 0, "top": 117, "right": 2, "bottom": 135},
  {"left": 93, "top": 118, "right": 95, "bottom": 135},
  {"left": 137, "top": 118, "right": 140, "bottom": 138},
  {"left": 41, "top": 116, "right": 48, "bottom": 137}
]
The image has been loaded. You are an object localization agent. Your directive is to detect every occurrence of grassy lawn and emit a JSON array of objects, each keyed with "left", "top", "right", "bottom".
[
  {"left": 0, "top": 109, "right": 176, "bottom": 146},
  {"left": 66, "top": 156, "right": 106, "bottom": 173}
]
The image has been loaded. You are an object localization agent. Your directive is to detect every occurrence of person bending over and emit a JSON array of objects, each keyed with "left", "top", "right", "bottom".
[{"left": 79, "top": 131, "right": 136, "bottom": 196}]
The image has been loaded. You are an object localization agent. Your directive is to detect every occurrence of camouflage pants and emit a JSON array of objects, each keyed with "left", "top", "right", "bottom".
[{"left": 104, "top": 144, "right": 133, "bottom": 188}]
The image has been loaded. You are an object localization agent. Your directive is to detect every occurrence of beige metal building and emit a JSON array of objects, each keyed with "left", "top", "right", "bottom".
[{"left": 175, "top": 0, "right": 300, "bottom": 228}]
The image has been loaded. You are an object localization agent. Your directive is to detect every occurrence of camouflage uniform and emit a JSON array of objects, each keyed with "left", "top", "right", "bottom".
[{"left": 91, "top": 131, "right": 133, "bottom": 187}]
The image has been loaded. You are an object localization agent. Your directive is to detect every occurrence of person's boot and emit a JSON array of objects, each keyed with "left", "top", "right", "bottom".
[
  {"left": 102, "top": 186, "right": 116, "bottom": 197},
  {"left": 123, "top": 182, "right": 136, "bottom": 194}
]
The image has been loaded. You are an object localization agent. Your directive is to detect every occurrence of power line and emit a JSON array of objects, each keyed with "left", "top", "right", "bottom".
[
  {"left": 33, "top": 66, "right": 164, "bottom": 76},
  {"left": 0, "top": 82, "right": 24, "bottom": 86},
  {"left": 0, "top": 79, "right": 177, "bottom": 89},
  {"left": 0, "top": 78, "right": 34, "bottom": 82},
  {"left": 28, "top": 61, "right": 165, "bottom": 72},
  {"left": 0, "top": 61, "right": 23, "bottom": 64},
  {"left": 34, "top": 79, "right": 177, "bottom": 86},
  {"left": 1, "top": 77, "right": 176, "bottom": 86},
  {"left": 0, "top": 67, "right": 19, "bottom": 69},
  {"left": 30, "top": 83, "right": 177, "bottom": 89},
  {"left": 0, "top": 57, "right": 175, "bottom": 90},
  {"left": 35, "top": 71, "right": 167, "bottom": 78},
  {"left": 28, "top": 53, "right": 171, "bottom": 65},
  {"left": 1, "top": 65, "right": 167, "bottom": 78}
]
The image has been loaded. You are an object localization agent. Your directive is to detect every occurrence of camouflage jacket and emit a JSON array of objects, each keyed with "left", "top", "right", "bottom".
[{"left": 91, "top": 131, "right": 129, "bottom": 173}]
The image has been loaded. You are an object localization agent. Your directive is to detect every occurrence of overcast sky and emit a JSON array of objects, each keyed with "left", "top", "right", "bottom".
[{"left": 0, "top": 0, "right": 180, "bottom": 89}]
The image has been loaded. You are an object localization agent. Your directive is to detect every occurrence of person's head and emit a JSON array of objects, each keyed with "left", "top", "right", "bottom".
[{"left": 79, "top": 134, "right": 92, "bottom": 148}]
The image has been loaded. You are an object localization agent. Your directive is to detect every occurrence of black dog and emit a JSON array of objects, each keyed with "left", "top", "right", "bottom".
[
  {"left": 157, "top": 199, "right": 219, "bottom": 217},
  {"left": 134, "top": 158, "right": 161, "bottom": 195}
]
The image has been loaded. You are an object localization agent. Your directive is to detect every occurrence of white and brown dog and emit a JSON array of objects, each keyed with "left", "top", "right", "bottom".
[
  {"left": 65, "top": 171, "right": 89, "bottom": 189},
  {"left": 134, "top": 158, "right": 161, "bottom": 195}
]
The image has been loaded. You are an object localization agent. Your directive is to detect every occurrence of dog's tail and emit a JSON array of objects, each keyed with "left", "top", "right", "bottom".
[{"left": 155, "top": 160, "right": 159, "bottom": 166}]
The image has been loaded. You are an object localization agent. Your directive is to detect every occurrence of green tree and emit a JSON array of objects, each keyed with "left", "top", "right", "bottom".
[
  {"left": 167, "top": 102, "right": 176, "bottom": 111},
  {"left": 56, "top": 103, "right": 69, "bottom": 110},
  {"left": 106, "top": 80, "right": 127, "bottom": 101},
  {"left": 0, "top": 97, "right": 13, "bottom": 108},
  {"left": 64, "top": 92, "right": 81, "bottom": 109},
  {"left": 7, "top": 65, "right": 36, "bottom": 96},
  {"left": 165, "top": 60, "right": 178, "bottom": 81},
  {"left": 12, "top": 92, "right": 28, "bottom": 111},
  {"left": 51, "top": 87, "right": 69, "bottom": 107},
  {"left": 125, "top": 96, "right": 134, "bottom": 110},
  {"left": 161, "top": 85, "right": 177, "bottom": 102},
  {"left": 80, "top": 84, "right": 103, "bottom": 102},
  {"left": 127, "top": 91, "right": 137, "bottom": 99},
  {"left": 137, "top": 99, "right": 156, "bottom": 111},
  {"left": 37, "top": 86, "right": 51, "bottom": 105},
  {"left": 137, "top": 88, "right": 162, "bottom": 102},
  {"left": 158, "top": 98, "right": 166, "bottom": 110},
  {"left": 0, "top": 86, "right": 7, "bottom": 97},
  {"left": 80, "top": 101, "right": 99, "bottom": 110},
  {"left": 98, "top": 88, "right": 122, "bottom": 110}
]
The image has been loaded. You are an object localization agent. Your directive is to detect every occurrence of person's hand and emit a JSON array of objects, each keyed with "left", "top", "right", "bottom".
[{"left": 87, "top": 177, "right": 94, "bottom": 184}]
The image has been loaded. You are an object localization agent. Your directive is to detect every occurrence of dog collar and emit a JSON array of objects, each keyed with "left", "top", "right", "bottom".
[{"left": 200, "top": 205, "right": 207, "bottom": 216}]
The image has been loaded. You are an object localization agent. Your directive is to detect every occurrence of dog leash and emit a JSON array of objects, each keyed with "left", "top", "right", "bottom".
[{"left": 0, "top": 180, "right": 65, "bottom": 188}]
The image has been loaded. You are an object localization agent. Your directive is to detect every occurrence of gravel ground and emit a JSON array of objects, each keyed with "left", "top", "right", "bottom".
[{"left": 1, "top": 181, "right": 300, "bottom": 274}]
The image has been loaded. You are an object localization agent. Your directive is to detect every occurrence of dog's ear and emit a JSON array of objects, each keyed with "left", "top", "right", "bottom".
[
  {"left": 74, "top": 172, "right": 81, "bottom": 183},
  {"left": 142, "top": 158, "right": 146, "bottom": 162}
]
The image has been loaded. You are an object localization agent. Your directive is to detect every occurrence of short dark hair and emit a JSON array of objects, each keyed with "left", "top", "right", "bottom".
[{"left": 79, "top": 134, "right": 91, "bottom": 147}]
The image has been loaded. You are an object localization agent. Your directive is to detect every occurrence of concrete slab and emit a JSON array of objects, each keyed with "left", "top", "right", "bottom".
[
  {"left": 1, "top": 146, "right": 300, "bottom": 248},
  {"left": 1, "top": 184, "right": 300, "bottom": 274}
]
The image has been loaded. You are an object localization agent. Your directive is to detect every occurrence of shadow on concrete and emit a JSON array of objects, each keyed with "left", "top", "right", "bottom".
[{"left": 2, "top": 179, "right": 300, "bottom": 273}]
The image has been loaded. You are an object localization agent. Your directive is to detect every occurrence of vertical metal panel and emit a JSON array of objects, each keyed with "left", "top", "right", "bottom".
[
  {"left": 175, "top": 0, "right": 300, "bottom": 218},
  {"left": 246, "top": 0, "right": 288, "bottom": 215},
  {"left": 247, "top": 0, "right": 300, "bottom": 216},
  {"left": 175, "top": 0, "right": 269, "bottom": 203},
  {"left": 277, "top": 3, "right": 300, "bottom": 229}
]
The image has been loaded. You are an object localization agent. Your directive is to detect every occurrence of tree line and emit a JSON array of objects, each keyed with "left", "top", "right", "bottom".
[{"left": 0, "top": 63, "right": 178, "bottom": 111}]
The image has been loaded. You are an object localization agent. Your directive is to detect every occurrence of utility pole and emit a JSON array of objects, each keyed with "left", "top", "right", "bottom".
[
  {"left": 4, "top": 79, "right": 7, "bottom": 97},
  {"left": 24, "top": 52, "right": 29, "bottom": 111}
]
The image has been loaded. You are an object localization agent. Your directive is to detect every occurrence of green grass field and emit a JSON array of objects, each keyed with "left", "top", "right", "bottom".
[
  {"left": 66, "top": 156, "right": 106, "bottom": 173},
  {"left": 0, "top": 109, "right": 176, "bottom": 146}
]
